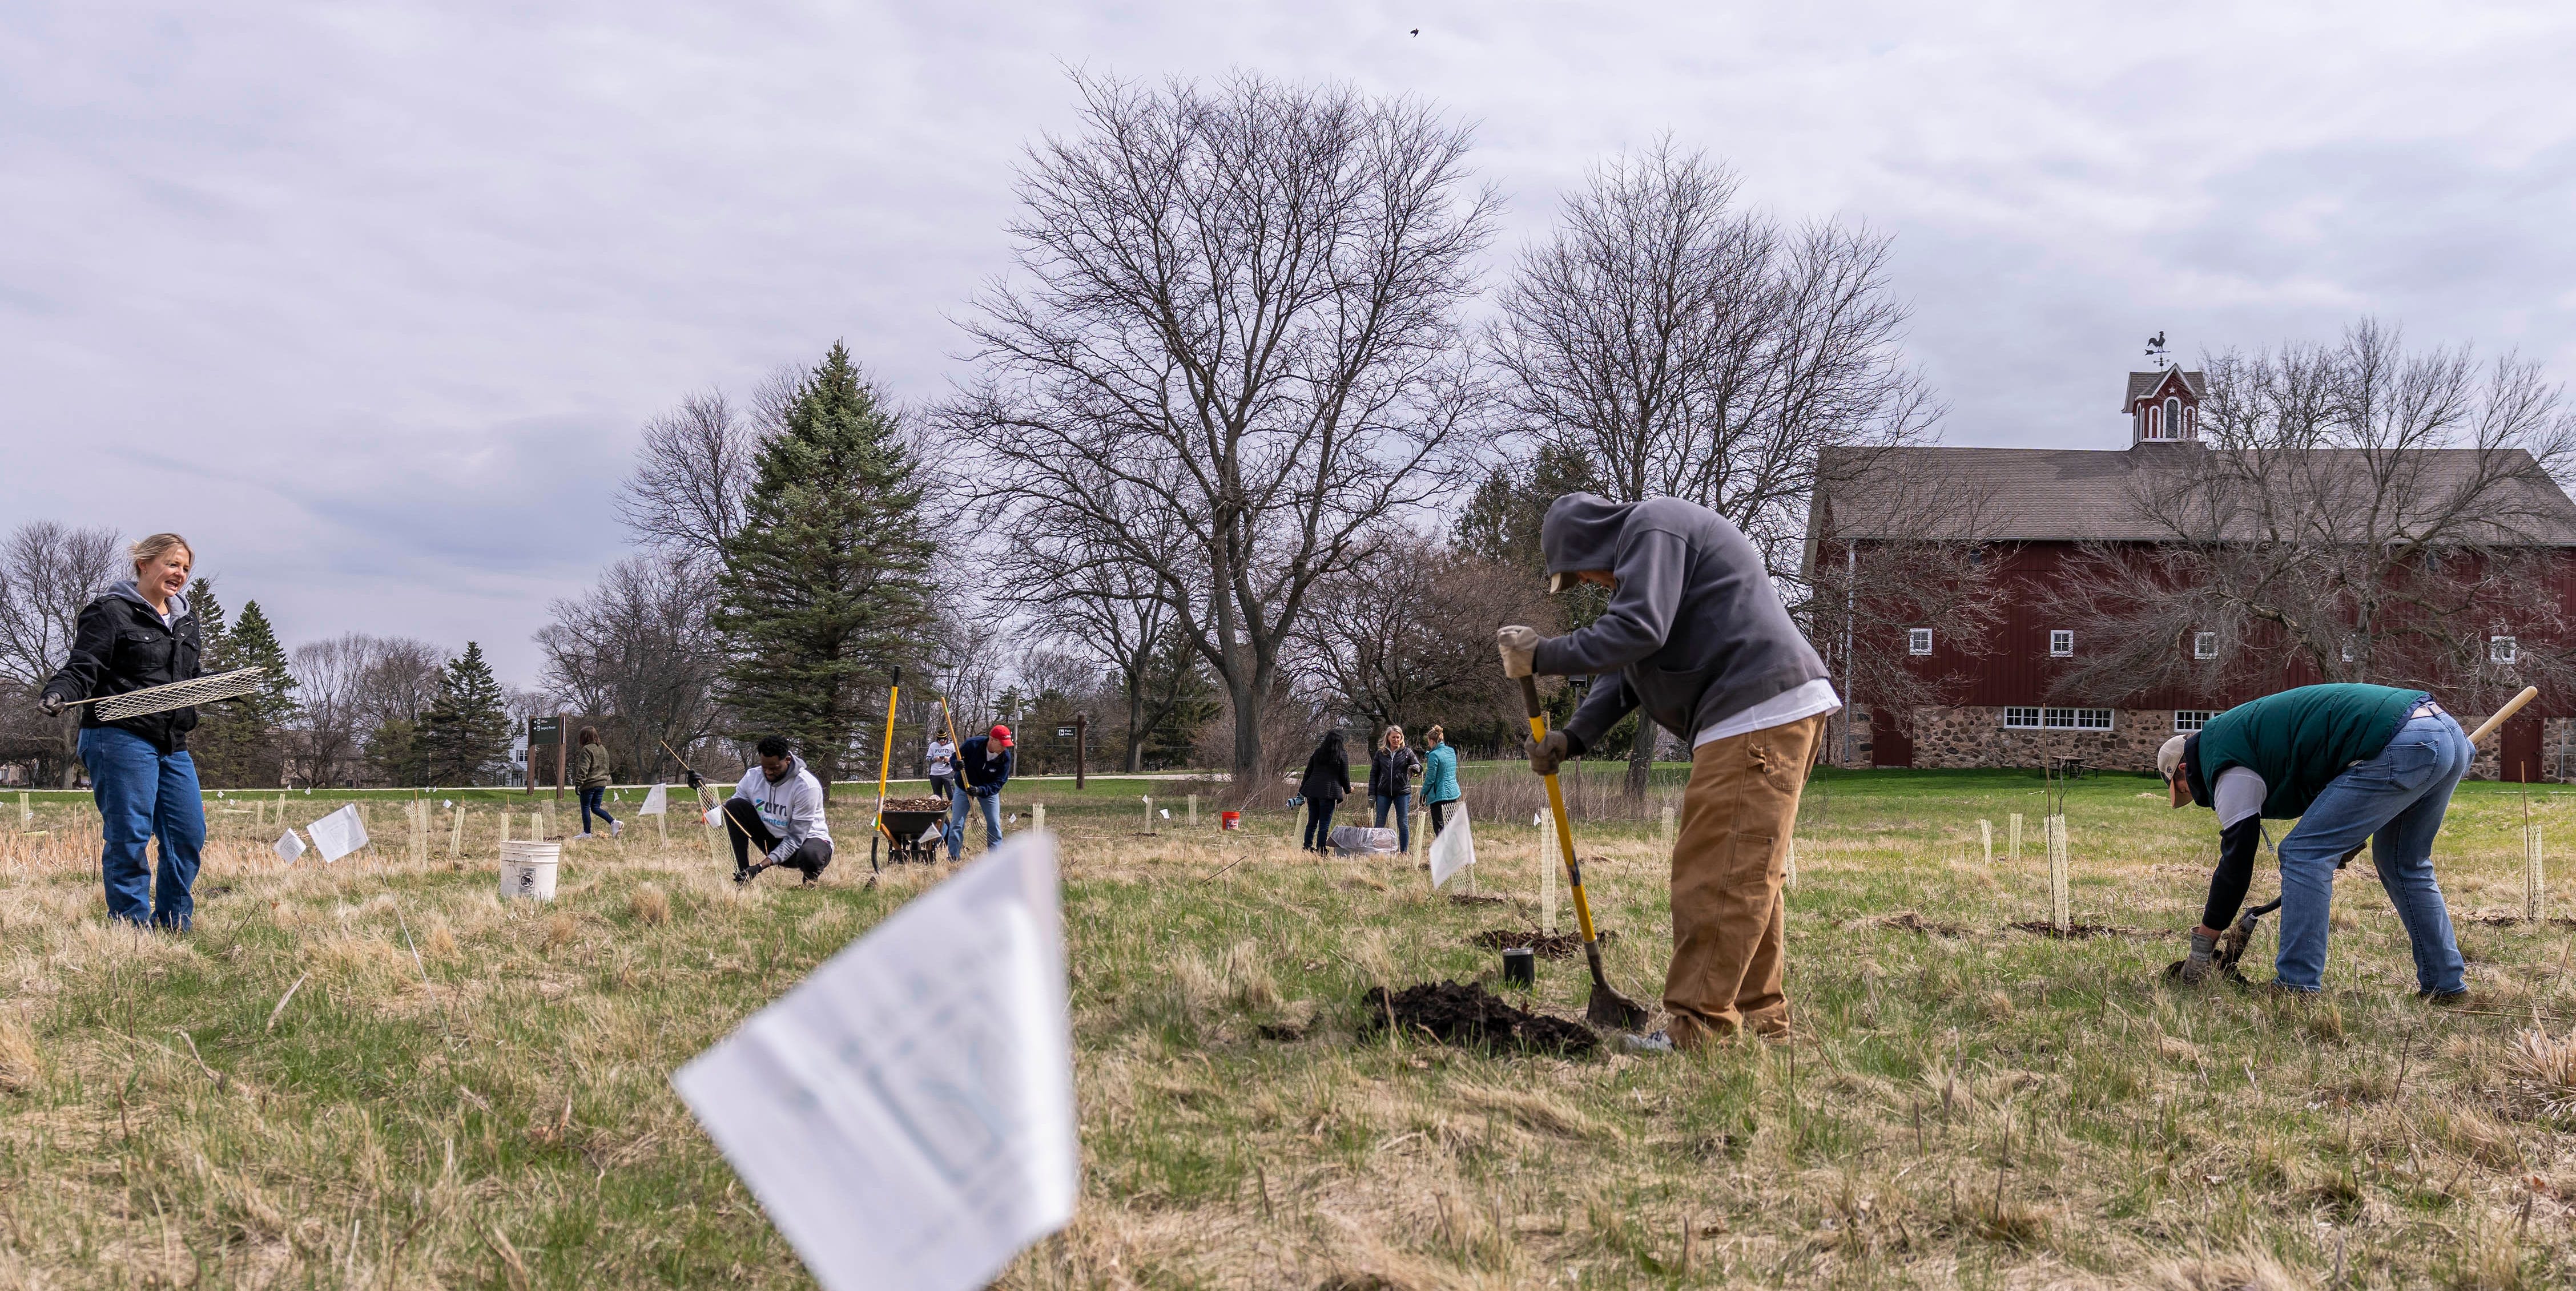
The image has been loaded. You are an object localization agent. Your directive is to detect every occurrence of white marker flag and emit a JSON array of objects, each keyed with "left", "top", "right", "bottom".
[
  {"left": 1428, "top": 802, "right": 1478, "bottom": 890},
  {"left": 640, "top": 784, "right": 669, "bottom": 816},
  {"left": 304, "top": 804, "right": 369, "bottom": 864},
  {"left": 274, "top": 829, "right": 307, "bottom": 863},
  {"left": 674, "top": 832, "right": 1077, "bottom": 1291}
]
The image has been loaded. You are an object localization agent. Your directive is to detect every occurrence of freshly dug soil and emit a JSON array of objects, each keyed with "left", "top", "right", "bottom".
[
  {"left": 1851, "top": 911, "right": 1969, "bottom": 938},
  {"left": 881, "top": 796, "right": 952, "bottom": 813},
  {"left": 1360, "top": 980, "right": 1599, "bottom": 1056},
  {"left": 1468, "top": 928, "right": 1618, "bottom": 959},
  {"left": 2008, "top": 921, "right": 2159, "bottom": 939}
]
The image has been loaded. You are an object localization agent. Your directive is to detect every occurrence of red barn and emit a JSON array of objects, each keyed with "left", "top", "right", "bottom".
[{"left": 1812, "top": 365, "right": 2576, "bottom": 779}]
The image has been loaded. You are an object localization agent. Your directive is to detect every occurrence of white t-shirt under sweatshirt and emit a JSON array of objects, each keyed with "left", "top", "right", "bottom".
[{"left": 1694, "top": 677, "right": 1844, "bottom": 748}]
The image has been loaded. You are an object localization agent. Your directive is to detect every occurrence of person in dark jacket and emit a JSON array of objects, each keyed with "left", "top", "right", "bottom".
[
  {"left": 39, "top": 533, "right": 209, "bottom": 930},
  {"left": 1499, "top": 494, "right": 1838, "bottom": 1052},
  {"left": 2160, "top": 684, "right": 2469, "bottom": 998},
  {"left": 1298, "top": 730, "right": 1351, "bottom": 854},
  {"left": 571, "top": 727, "right": 618, "bottom": 840},
  {"left": 946, "top": 724, "right": 1015, "bottom": 860},
  {"left": 1368, "top": 725, "right": 1422, "bottom": 853}
]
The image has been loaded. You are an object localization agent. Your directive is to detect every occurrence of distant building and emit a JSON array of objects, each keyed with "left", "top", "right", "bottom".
[{"left": 1812, "top": 364, "right": 2576, "bottom": 778}]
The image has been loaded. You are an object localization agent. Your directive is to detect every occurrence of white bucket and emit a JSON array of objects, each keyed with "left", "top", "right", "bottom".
[{"left": 499, "top": 840, "right": 561, "bottom": 900}]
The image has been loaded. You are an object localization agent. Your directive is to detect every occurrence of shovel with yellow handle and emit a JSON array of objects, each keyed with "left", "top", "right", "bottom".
[{"left": 1515, "top": 671, "right": 1652, "bottom": 1030}]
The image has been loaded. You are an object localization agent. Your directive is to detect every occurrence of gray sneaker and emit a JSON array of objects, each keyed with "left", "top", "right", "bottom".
[{"left": 1616, "top": 1030, "right": 1676, "bottom": 1056}]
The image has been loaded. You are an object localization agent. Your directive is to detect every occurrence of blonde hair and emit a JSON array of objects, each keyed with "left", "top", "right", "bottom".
[
  {"left": 1380, "top": 725, "right": 1406, "bottom": 750},
  {"left": 130, "top": 532, "right": 192, "bottom": 576},
  {"left": 1425, "top": 724, "right": 1445, "bottom": 745}
]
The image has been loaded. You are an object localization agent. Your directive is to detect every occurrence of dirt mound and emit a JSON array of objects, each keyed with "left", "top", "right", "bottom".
[
  {"left": 1468, "top": 928, "right": 1617, "bottom": 958},
  {"left": 2008, "top": 921, "right": 2159, "bottom": 939},
  {"left": 1846, "top": 911, "right": 1968, "bottom": 937},
  {"left": 1361, "top": 981, "right": 1599, "bottom": 1056},
  {"left": 881, "top": 796, "right": 952, "bottom": 813}
]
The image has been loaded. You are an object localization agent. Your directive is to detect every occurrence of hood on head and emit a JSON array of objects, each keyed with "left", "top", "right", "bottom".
[
  {"left": 1540, "top": 493, "right": 1634, "bottom": 590},
  {"left": 109, "top": 579, "right": 187, "bottom": 620}
]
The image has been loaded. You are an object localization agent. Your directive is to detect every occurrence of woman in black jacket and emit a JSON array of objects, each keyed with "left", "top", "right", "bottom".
[
  {"left": 1368, "top": 725, "right": 1423, "bottom": 854},
  {"left": 38, "top": 534, "right": 208, "bottom": 930},
  {"left": 1297, "top": 730, "right": 1351, "bottom": 854}
]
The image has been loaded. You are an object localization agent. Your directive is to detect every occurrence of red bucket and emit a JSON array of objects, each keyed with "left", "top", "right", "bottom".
[{"left": 1219, "top": 810, "right": 1242, "bottom": 831}]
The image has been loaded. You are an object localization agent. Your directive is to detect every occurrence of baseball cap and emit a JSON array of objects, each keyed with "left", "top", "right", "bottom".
[{"left": 990, "top": 724, "right": 1013, "bottom": 748}]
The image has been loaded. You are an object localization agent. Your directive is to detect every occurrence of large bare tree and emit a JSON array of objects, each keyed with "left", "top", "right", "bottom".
[
  {"left": 537, "top": 554, "right": 728, "bottom": 782},
  {"left": 614, "top": 369, "right": 800, "bottom": 568},
  {"left": 0, "top": 522, "right": 120, "bottom": 785},
  {"left": 952, "top": 71, "right": 1496, "bottom": 790},
  {"left": 2043, "top": 321, "right": 2576, "bottom": 720},
  {"left": 1492, "top": 140, "right": 1938, "bottom": 794},
  {"left": 1295, "top": 531, "right": 1551, "bottom": 744},
  {"left": 288, "top": 634, "right": 441, "bottom": 788}
]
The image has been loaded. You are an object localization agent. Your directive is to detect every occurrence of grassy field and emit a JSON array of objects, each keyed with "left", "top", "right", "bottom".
[{"left": 6, "top": 769, "right": 2576, "bottom": 1288}]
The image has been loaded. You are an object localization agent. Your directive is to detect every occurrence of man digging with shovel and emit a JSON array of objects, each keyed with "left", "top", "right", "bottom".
[
  {"left": 2162, "top": 683, "right": 2474, "bottom": 1000},
  {"left": 1499, "top": 493, "right": 1840, "bottom": 1054}
]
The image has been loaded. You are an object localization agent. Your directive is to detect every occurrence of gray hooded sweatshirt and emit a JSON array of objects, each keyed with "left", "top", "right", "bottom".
[
  {"left": 1533, "top": 494, "right": 1829, "bottom": 750},
  {"left": 731, "top": 755, "right": 831, "bottom": 864}
]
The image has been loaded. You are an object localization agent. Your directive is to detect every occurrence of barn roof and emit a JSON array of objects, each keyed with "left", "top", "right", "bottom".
[
  {"left": 2123, "top": 369, "right": 2208, "bottom": 409},
  {"left": 1814, "top": 443, "right": 2576, "bottom": 545}
]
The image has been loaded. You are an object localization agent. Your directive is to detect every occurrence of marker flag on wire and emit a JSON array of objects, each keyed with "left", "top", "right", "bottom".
[
  {"left": 304, "top": 804, "right": 369, "bottom": 864},
  {"left": 1428, "top": 802, "right": 1478, "bottom": 890},
  {"left": 274, "top": 829, "right": 307, "bottom": 863},
  {"left": 673, "top": 832, "right": 1077, "bottom": 1291},
  {"left": 641, "top": 784, "right": 669, "bottom": 816}
]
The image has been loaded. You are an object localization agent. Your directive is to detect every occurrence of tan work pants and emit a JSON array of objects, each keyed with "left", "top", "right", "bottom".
[{"left": 1664, "top": 713, "right": 1826, "bottom": 1049}]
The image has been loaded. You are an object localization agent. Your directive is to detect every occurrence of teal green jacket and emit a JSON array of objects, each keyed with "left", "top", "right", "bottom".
[
  {"left": 2187, "top": 683, "right": 2427, "bottom": 820},
  {"left": 1419, "top": 745, "right": 1461, "bottom": 805}
]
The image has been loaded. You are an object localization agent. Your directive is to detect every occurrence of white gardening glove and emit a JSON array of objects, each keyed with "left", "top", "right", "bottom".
[{"left": 1497, "top": 625, "right": 1540, "bottom": 678}]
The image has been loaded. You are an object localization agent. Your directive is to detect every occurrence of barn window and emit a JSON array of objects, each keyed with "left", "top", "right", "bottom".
[
  {"left": 2003, "top": 707, "right": 2114, "bottom": 731},
  {"left": 2143, "top": 406, "right": 2160, "bottom": 438},
  {"left": 2003, "top": 707, "right": 2043, "bottom": 729},
  {"left": 2174, "top": 710, "right": 2216, "bottom": 732},
  {"left": 2493, "top": 635, "right": 2518, "bottom": 664},
  {"left": 1908, "top": 628, "right": 1933, "bottom": 656},
  {"left": 2049, "top": 630, "right": 2074, "bottom": 657},
  {"left": 2167, "top": 396, "right": 2184, "bottom": 439},
  {"left": 2193, "top": 631, "right": 2218, "bottom": 659}
]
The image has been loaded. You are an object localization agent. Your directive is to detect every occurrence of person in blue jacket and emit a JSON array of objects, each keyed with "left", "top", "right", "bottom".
[
  {"left": 946, "top": 724, "right": 1014, "bottom": 860},
  {"left": 1419, "top": 725, "right": 1462, "bottom": 837}
]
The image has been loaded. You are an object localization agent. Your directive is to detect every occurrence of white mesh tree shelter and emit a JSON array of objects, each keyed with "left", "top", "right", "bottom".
[{"left": 70, "top": 668, "right": 268, "bottom": 721}]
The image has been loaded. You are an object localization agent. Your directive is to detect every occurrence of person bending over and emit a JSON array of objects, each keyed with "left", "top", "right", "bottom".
[
  {"left": 1298, "top": 730, "right": 1351, "bottom": 855},
  {"left": 571, "top": 726, "right": 618, "bottom": 839},
  {"left": 2162, "top": 683, "right": 2468, "bottom": 999},
  {"left": 39, "top": 533, "right": 209, "bottom": 931},
  {"left": 726, "top": 736, "right": 832, "bottom": 885},
  {"left": 945, "top": 724, "right": 1013, "bottom": 860},
  {"left": 1499, "top": 493, "right": 1839, "bottom": 1052}
]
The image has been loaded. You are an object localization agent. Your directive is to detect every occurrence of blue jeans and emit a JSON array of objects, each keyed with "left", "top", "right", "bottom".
[
  {"left": 1373, "top": 792, "right": 1413, "bottom": 852},
  {"left": 945, "top": 786, "right": 1003, "bottom": 859},
  {"left": 578, "top": 785, "right": 615, "bottom": 834},
  {"left": 2273, "top": 711, "right": 2469, "bottom": 994},
  {"left": 79, "top": 725, "right": 205, "bottom": 930}
]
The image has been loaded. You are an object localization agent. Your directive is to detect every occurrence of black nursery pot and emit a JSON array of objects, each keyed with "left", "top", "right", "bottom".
[{"left": 1502, "top": 946, "right": 1535, "bottom": 988}]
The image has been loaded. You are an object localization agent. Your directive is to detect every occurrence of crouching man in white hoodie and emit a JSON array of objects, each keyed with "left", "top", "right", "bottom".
[{"left": 725, "top": 735, "right": 833, "bottom": 886}]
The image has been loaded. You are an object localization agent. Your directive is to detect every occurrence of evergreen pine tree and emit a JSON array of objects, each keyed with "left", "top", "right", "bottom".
[
  {"left": 193, "top": 599, "right": 298, "bottom": 788},
  {"left": 188, "top": 576, "right": 230, "bottom": 657},
  {"left": 714, "top": 341, "right": 937, "bottom": 793},
  {"left": 414, "top": 642, "right": 512, "bottom": 787}
]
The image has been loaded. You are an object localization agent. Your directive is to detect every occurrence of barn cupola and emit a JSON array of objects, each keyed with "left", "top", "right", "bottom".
[{"left": 2123, "top": 365, "right": 2208, "bottom": 445}]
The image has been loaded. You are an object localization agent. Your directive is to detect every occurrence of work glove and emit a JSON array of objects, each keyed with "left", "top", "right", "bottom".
[
  {"left": 1529, "top": 729, "right": 1577, "bottom": 776},
  {"left": 1496, "top": 625, "right": 1540, "bottom": 678},
  {"left": 39, "top": 692, "right": 67, "bottom": 716},
  {"left": 2176, "top": 928, "right": 2218, "bottom": 985},
  {"left": 685, "top": 770, "right": 704, "bottom": 790}
]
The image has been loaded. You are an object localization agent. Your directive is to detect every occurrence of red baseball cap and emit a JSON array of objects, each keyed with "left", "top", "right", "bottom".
[{"left": 989, "top": 724, "right": 1013, "bottom": 748}]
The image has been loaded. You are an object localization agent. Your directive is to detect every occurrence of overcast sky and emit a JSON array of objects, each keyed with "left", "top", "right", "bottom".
[{"left": 6, "top": 2, "right": 2571, "bottom": 685}]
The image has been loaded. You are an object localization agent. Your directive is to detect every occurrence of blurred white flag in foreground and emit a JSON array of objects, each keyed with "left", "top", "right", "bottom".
[
  {"left": 640, "top": 784, "right": 669, "bottom": 816},
  {"left": 273, "top": 829, "right": 306, "bottom": 863},
  {"left": 674, "top": 831, "right": 1077, "bottom": 1291},
  {"left": 304, "top": 805, "right": 369, "bottom": 864},
  {"left": 1428, "top": 802, "right": 1478, "bottom": 889}
]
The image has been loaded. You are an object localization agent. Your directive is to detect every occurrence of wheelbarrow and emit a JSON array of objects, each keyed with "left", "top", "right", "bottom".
[{"left": 872, "top": 804, "right": 951, "bottom": 869}]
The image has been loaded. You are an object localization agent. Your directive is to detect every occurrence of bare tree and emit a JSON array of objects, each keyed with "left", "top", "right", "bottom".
[
  {"left": 616, "top": 389, "right": 766, "bottom": 567},
  {"left": 1295, "top": 531, "right": 1551, "bottom": 743},
  {"left": 287, "top": 634, "right": 441, "bottom": 786},
  {"left": 2043, "top": 321, "right": 2576, "bottom": 718},
  {"left": 953, "top": 71, "right": 1496, "bottom": 792},
  {"left": 1494, "top": 141, "right": 1939, "bottom": 793},
  {"left": 536, "top": 554, "right": 728, "bottom": 781},
  {"left": 0, "top": 522, "right": 122, "bottom": 785}
]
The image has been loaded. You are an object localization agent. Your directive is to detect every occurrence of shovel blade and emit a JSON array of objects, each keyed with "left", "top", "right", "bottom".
[{"left": 1585, "top": 982, "right": 1651, "bottom": 1030}]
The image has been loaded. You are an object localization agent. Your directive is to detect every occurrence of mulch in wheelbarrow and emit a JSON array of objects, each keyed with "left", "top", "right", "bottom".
[
  {"left": 1361, "top": 981, "right": 1599, "bottom": 1056},
  {"left": 882, "top": 796, "right": 952, "bottom": 813}
]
